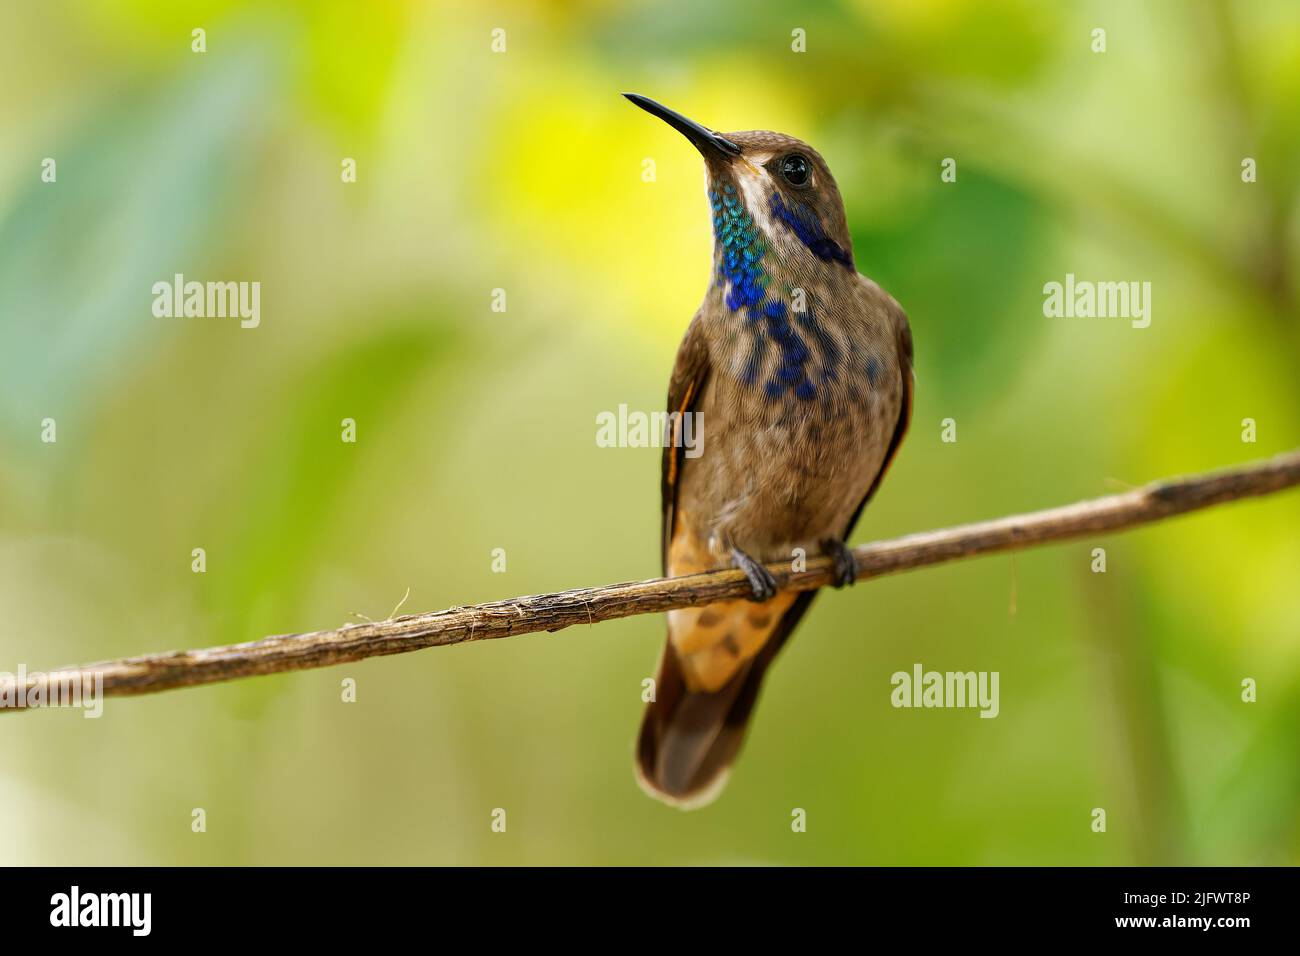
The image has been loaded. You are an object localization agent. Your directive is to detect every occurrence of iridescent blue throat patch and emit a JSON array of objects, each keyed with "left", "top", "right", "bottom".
[{"left": 710, "top": 183, "right": 840, "bottom": 401}]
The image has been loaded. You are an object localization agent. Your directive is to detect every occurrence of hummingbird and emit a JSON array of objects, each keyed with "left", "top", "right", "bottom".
[{"left": 626, "top": 93, "right": 914, "bottom": 808}]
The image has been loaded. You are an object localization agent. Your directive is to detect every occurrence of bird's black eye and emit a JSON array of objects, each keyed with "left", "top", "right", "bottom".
[{"left": 779, "top": 154, "right": 810, "bottom": 186}]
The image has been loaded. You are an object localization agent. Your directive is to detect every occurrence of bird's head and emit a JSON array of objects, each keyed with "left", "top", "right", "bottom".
[{"left": 624, "top": 93, "right": 854, "bottom": 274}]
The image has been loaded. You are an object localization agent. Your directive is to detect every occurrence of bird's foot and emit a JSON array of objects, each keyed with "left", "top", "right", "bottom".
[
  {"left": 821, "top": 538, "right": 858, "bottom": 589},
  {"left": 731, "top": 548, "right": 778, "bottom": 603}
]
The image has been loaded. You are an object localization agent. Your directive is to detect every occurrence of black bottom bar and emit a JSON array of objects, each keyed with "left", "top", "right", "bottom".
[{"left": 0, "top": 867, "right": 1285, "bottom": 941}]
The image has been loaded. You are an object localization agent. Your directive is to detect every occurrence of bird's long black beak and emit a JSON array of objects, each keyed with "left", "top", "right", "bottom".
[{"left": 623, "top": 93, "right": 741, "bottom": 157}]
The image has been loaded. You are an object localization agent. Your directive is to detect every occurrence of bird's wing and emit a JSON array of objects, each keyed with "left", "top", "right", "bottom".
[
  {"left": 844, "top": 302, "right": 913, "bottom": 540},
  {"left": 661, "top": 311, "right": 712, "bottom": 573}
]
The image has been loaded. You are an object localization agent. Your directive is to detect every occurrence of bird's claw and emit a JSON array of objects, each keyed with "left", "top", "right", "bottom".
[
  {"left": 822, "top": 539, "right": 858, "bottom": 588},
  {"left": 732, "top": 548, "right": 778, "bottom": 603}
]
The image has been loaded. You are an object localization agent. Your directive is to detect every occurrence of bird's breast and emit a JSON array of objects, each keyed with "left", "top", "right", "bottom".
[{"left": 675, "top": 338, "right": 901, "bottom": 564}]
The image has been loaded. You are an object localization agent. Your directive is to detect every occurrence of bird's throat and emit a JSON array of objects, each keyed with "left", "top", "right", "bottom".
[{"left": 708, "top": 181, "right": 844, "bottom": 402}]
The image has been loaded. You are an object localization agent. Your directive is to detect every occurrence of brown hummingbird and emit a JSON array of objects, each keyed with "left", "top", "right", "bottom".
[{"left": 626, "top": 93, "right": 914, "bottom": 808}]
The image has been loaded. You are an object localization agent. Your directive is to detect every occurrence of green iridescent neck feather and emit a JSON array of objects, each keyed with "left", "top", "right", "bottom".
[{"left": 709, "top": 183, "right": 827, "bottom": 401}]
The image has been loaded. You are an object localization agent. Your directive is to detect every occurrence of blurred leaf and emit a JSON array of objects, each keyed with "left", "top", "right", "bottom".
[
  {"left": 852, "top": 169, "right": 1049, "bottom": 400},
  {"left": 197, "top": 318, "right": 456, "bottom": 716},
  {"left": 0, "top": 42, "right": 276, "bottom": 435}
]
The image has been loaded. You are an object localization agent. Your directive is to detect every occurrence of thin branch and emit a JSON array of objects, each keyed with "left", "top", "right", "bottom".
[{"left": 4, "top": 450, "right": 1299, "bottom": 712}]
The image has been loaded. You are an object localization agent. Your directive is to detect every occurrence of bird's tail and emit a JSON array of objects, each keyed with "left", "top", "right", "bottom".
[{"left": 635, "top": 591, "right": 815, "bottom": 809}]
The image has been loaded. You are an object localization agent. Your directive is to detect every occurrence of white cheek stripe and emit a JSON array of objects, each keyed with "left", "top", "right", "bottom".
[{"left": 735, "top": 166, "right": 804, "bottom": 260}]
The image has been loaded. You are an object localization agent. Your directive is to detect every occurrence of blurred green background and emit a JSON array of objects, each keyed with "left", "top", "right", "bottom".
[{"left": 1, "top": 0, "right": 1298, "bottom": 865}]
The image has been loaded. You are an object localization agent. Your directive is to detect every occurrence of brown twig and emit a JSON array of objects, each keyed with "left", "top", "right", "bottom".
[{"left": 3, "top": 450, "right": 1299, "bottom": 712}]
